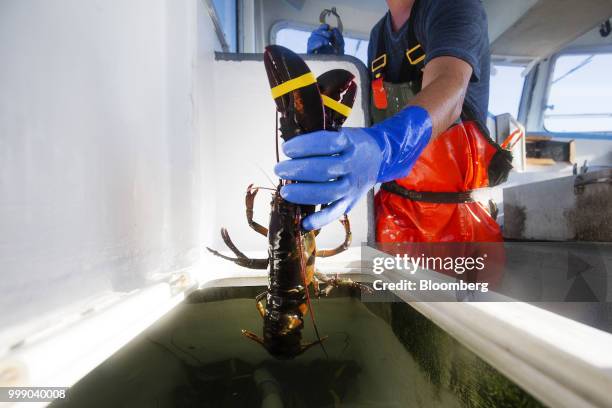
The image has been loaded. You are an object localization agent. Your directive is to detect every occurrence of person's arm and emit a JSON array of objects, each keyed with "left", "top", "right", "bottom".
[
  {"left": 276, "top": 0, "right": 487, "bottom": 230},
  {"left": 411, "top": 56, "right": 472, "bottom": 138},
  {"left": 273, "top": 58, "right": 472, "bottom": 231},
  {"left": 369, "top": 56, "right": 473, "bottom": 184}
]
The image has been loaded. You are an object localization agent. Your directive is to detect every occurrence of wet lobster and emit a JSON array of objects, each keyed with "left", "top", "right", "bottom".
[{"left": 207, "top": 45, "right": 370, "bottom": 359}]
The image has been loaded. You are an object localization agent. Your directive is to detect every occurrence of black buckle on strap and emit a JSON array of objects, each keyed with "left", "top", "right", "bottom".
[
  {"left": 381, "top": 181, "right": 474, "bottom": 203},
  {"left": 406, "top": 44, "right": 426, "bottom": 65}
]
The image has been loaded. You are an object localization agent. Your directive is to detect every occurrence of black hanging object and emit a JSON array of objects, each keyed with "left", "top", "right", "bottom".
[{"left": 600, "top": 20, "right": 611, "bottom": 37}]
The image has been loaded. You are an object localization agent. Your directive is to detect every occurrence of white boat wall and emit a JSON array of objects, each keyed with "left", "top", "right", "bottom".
[{"left": 2, "top": 1, "right": 612, "bottom": 407}]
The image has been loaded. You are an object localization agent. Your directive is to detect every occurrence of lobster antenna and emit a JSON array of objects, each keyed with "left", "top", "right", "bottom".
[
  {"left": 275, "top": 109, "right": 280, "bottom": 165},
  {"left": 250, "top": 186, "right": 276, "bottom": 191},
  {"left": 295, "top": 212, "right": 329, "bottom": 359},
  {"left": 255, "top": 163, "right": 277, "bottom": 189}
]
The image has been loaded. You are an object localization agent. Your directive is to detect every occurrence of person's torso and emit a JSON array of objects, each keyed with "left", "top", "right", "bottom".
[{"left": 367, "top": 0, "right": 490, "bottom": 127}]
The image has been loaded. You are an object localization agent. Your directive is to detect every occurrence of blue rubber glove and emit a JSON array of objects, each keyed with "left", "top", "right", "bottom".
[
  {"left": 307, "top": 24, "right": 344, "bottom": 55},
  {"left": 274, "top": 106, "right": 433, "bottom": 230}
]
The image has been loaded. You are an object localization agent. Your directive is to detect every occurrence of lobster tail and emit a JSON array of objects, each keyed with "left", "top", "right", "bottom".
[
  {"left": 263, "top": 45, "right": 325, "bottom": 141},
  {"left": 317, "top": 69, "right": 357, "bottom": 131}
]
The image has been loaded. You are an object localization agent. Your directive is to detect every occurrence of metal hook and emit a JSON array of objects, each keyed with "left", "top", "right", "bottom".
[{"left": 319, "top": 7, "right": 343, "bottom": 33}]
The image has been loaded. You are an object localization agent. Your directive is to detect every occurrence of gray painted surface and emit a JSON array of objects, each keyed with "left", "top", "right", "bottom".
[
  {"left": 503, "top": 169, "right": 612, "bottom": 240},
  {"left": 491, "top": 0, "right": 612, "bottom": 58}
]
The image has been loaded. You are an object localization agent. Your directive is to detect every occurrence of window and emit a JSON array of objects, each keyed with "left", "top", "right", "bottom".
[
  {"left": 210, "top": 0, "right": 237, "bottom": 52},
  {"left": 544, "top": 52, "right": 612, "bottom": 133},
  {"left": 274, "top": 26, "right": 369, "bottom": 65},
  {"left": 488, "top": 64, "right": 526, "bottom": 118}
]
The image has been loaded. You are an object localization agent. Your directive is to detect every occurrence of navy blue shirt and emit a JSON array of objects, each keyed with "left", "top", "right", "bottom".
[{"left": 368, "top": 0, "right": 490, "bottom": 126}]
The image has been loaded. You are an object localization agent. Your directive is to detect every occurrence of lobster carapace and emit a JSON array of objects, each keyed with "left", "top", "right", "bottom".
[{"left": 207, "top": 45, "right": 369, "bottom": 359}]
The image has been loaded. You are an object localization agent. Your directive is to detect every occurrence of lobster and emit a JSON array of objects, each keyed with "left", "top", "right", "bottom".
[{"left": 207, "top": 45, "right": 370, "bottom": 359}]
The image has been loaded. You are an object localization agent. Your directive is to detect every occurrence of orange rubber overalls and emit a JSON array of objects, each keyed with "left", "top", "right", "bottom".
[{"left": 370, "top": 20, "right": 513, "bottom": 287}]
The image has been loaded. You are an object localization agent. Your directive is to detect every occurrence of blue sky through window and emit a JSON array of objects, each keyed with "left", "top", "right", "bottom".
[
  {"left": 488, "top": 65, "right": 525, "bottom": 118},
  {"left": 545, "top": 53, "right": 612, "bottom": 133},
  {"left": 275, "top": 27, "right": 369, "bottom": 64}
]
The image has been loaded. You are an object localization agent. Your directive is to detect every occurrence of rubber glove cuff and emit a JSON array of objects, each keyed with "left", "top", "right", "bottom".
[{"left": 366, "top": 105, "right": 433, "bottom": 182}]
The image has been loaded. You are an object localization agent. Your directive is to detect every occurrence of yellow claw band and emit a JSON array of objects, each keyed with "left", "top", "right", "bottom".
[
  {"left": 321, "top": 95, "right": 352, "bottom": 117},
  {"left": 270, "top": 72, "right": 317, "bottom": 99}
]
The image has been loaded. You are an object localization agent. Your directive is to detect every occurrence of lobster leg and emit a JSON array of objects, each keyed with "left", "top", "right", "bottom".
[
  {"left": 312, "top": 277, "right": 321, "bottom": 297},
  {"left": 242, "top": 329, "right": 265, "bottom": 346},
  {"left": 315, "top": 271, "right": 372, "bottom": 296},
  {"left": 255, "top": 291, "right": 267, "bottom": 318},
  {"left": 206, "top": 247, "right": 269, "bottom": 269},
  {"left": 300, "top": 336, "right": 329, "bottom": 354},
  {"left": 246, "top": 184, "right": 268, "bottom": 237},
  {"left": 206, "top": 228, "right": 269, "bottom": 269},
  {"left": 220, "top": 227, "right": 249, "bottom": 259},
  {"left": 315, "top": 215, "right": 352, "bottom": 257}
]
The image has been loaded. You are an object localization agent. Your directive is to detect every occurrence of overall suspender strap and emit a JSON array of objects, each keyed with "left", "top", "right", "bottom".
[
  {"left": 370, "top": 14, "right": 426, "bottom": 83},
  {"left": 370, "top": 24, "right": 389, "bottom": 109}
]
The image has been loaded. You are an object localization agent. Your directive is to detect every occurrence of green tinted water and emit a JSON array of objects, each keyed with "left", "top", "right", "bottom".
[{"left": 53, "top": 285, "right": 543, "bottom": 408}]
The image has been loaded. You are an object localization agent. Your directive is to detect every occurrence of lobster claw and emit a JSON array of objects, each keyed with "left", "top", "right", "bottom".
[
  {"left": 264, "top": 45, "right": 325, "bottom": 141},
  {"left": 317, "top": 69, "right": 357, "bottom": 131},
  {"left": 242, "top": 329, "right": 265, "bottom": 346}
]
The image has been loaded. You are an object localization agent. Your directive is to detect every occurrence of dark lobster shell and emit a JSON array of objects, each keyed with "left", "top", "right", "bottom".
[
  {"left": 264, "top": 45, "right": 324, "bottom": 141},
  {"left": 317, "top": 69, "right": 357, "bottom": 131},
  {"left": 208, "top": 46, "right": 360, "bottom": 360},
  {"left": 264, "top": 45, "right": 358, "bottom": 139},
  {"left": 259, "top": 45, "right": 359, "bottom": 359}
]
